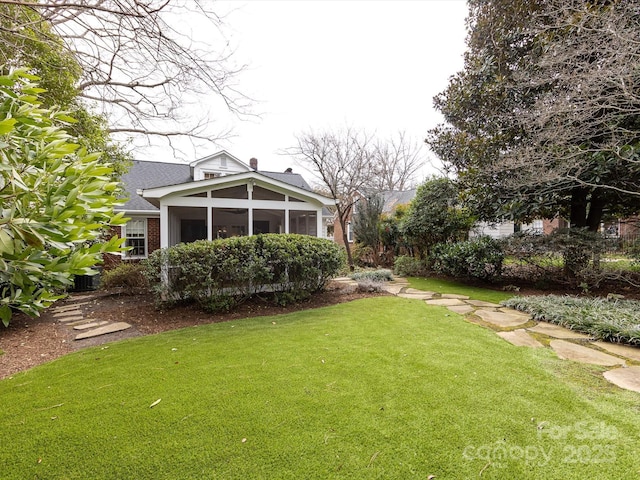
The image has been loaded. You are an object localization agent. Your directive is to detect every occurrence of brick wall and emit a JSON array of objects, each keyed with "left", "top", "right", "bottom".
[{"left": 147, "top": 217, "right": 160, "bottom": 254}]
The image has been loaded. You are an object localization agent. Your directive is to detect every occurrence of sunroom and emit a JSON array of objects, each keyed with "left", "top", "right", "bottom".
[{"left": 141, "top": 171, "right": 334, "bottom": 249}]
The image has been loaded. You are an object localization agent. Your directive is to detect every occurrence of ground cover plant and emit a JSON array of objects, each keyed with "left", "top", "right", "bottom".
[
  {"left": 1, "top": 297, "right": 639, "bottom": 479},
  {"left": 503, "top": 295, "right": 640, "bottom": 346},
  {"left": 407, "top": 276, "right": 514, "bottom": 304}
]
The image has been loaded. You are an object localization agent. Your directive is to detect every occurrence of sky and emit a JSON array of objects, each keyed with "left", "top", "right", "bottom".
[{"left": 150, "top": 0, "right": 469, "bottom": 183}]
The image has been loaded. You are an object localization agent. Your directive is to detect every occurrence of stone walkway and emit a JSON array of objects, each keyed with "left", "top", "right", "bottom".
[
  {"left": 49, "top": 293, "right": 131, "bottom": 341},
  {"left": 335, "top": 276, "right": 640, "bottom": 394}
]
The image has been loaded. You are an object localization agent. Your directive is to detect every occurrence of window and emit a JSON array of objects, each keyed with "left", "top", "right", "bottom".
[
  {"left": 203, "top": 172, "right": 221, "bottom": 180},
  {"left": 347, "top": 221, "right": 353, "bottom": 243},
  {"left": 123, "top": 219, "right": 147, "bottom": 258}
]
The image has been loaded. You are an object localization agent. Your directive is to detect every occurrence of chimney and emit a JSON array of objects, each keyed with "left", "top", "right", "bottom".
[
  {"left": 284, "top": 167, "right": 293, "bottom": 173},
  {"left": 249, "top": 157, "right": 258, "bottom": 170}
]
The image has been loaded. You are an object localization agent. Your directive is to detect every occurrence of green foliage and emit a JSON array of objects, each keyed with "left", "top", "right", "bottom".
[
  {"left": 393, "top": 255, "right": 426, "bottom": 277},
  {"left": 400, "top": 177, "right": 475, "bottom": 257},
  {"left": 144, "top": 234, "right": 345, "bottom": 312},
  {"left": 430, "top": 236, "right": 504, "bottom": 281},
  {"left": 504, "top": 295, "right": 640, "bottom": 346},
  {"left": 0, "top": 70, "right": 126, "bottom": 325},
  {"left": 427, "top": 0, "right": 640, "bottom": 230},
  {"left": 100, "top": 262, "right": 148, "bottom": 290}
]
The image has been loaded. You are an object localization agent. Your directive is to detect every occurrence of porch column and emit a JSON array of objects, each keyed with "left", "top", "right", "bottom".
[
  {"left": 285, "top": 197, "right": 290, "bottom": 233},
  {"left": 316, "top": 208, "right": 323, "bottom": 238},
  {"left": 160, "top": 204, "right": 169, "bottom": 248},
  {"left": 247, "top": 181, "right": 254, "bottom": 236},
  {"left": 207, "top": 206, "right": 213, "bottom": 241}
]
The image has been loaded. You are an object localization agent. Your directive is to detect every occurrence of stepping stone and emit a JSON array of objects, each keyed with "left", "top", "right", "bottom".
[
  {"left": 425, "top": 298, "right": 468, "bottom": 306},
  {"left": 603, "top": 366, "right": 640, "bottom": 393},
  {"left": 74, "top": 322, "right": 132, "bottom": 340},
  {"left": 398, "top": 292, "right": 435, "bottom": 300},
  {"left": 53, "top": 310, "right": 82, "bottom": 318},
  {"left": 66, "top": 318, "right": 96, "bottom": 326},
  {"left": 50, "top": 301, "right": 89, "bottom": 312},
  {"left": 73, "top": 321, "right": 109, "bottom": 330},
  {"left": 466, "top": 300, "right": 502, "bottom": 308},
  {"left": 441, "top": 293, "right": 470, "bottom": 300},
  {"left": 592, "top": 342, "right": 640, "bottom": 363},
  {"left": 447, "top": 305, "right": 475, "bottom": 315},
  {"left": 405, "top": 288, "right": 435, "bottom": 295},
  {"left": 56, "top": 315, "right": 85, "bottom": 323},
  {"left": 550, "top": 340, "right": 625, "bottom": 366},
  {"left": 68, "top": 294, "right": 97, "bottom": 301},
  {"left": 497, "top": 329, "right": 544, "bottom": 348},
  {"left": 474, "top": 309, "right": 530, "bottom": 328},
  {"left": 381, "top": 284, "right": 405, "bottom": 295},
  {"left": 527, "top": 323, "right": 591, "bottom": 340}
]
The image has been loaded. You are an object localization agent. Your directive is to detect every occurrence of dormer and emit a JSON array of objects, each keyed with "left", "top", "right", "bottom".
[{"left": 189, "top": 150, "right": 252, "bottom": 181}]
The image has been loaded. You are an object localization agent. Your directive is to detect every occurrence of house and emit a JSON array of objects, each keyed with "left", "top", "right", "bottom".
[{"left": 114, "top": 151, "right": 335, "bottom": 260}]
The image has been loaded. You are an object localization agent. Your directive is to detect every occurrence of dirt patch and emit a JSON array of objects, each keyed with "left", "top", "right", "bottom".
[{"left": 0, "top": 281, "right": 383, "bottom": 379}]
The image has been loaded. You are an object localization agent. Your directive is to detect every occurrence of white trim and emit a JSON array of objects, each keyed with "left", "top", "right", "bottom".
[
  {"left": 142, "top": 171, "right": 335, "bottom": 207},
  {"left": 122, "top": 218, "right": 148, "bottom": 259}
]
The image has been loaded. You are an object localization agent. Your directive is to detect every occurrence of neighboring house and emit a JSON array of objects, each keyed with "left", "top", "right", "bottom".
[{"left": 114, "top": 151, "right": 335, "bottom": 260}]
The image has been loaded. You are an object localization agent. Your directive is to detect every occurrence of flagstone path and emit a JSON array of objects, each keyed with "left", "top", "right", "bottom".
[
  {"left": 335, "top": 276, "right": 640, "bottom": 394},
  {"left": 49, "top": 293, "right": 131, "bottom": 341}
]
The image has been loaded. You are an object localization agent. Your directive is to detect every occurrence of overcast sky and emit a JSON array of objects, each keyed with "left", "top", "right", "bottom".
[{"left": 153, "top": 0, "right": 469, "bottom": 181}]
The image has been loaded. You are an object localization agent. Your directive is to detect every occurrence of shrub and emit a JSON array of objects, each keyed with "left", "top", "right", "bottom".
[
  {"left": 350, "top": 269, "right": 393, "bottom": 283},
  {"left": 100, "top": 262, "right": 148, "bottom": 290},
  {"left": 144, "top": 234, "right": 345, "bottom": 311},
  {"left": 393, "top": 255, "right": 426, "bottom": 277},
  {"left": 430, "top": 236, "right": 504, "bottom": 281}
]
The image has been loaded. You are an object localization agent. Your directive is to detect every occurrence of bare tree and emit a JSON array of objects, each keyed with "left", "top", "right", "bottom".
[
  {"left": 284, "top": 128, "right": 375, "bottom": 269},
  {"left": 371, "top": 131, "right": 425, "bottom": 191},
  {"left": 0, "top": 0, "right": 250, "bottom": 157}
]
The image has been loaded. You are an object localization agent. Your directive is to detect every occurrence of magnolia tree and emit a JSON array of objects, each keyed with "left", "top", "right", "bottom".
[{"left": 0, "top": 70, "right": 126, "bottom": 325}]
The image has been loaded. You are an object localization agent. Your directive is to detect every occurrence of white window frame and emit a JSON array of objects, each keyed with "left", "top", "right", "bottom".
[
  {"left": 123, "top": 218, "right": 148, "bottom": 259},
  {"left": 347, "top": 221, "right": 353, "bottom": 243}
]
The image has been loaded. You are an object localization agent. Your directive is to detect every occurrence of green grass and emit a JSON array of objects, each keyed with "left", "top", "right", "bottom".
[
  {"left": 1, "top": 297, "right": 639, "bottom": 479},
  {"left": 407, "top": 276, "right": 514, "bottom": 303}
]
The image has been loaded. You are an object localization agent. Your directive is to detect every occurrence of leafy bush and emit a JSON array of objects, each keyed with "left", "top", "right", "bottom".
[
  {"left": 350, "top": 269, "right": 393, "bottom": 282},
  {"left": 100, "top": 262, "right": 148, "bottom": 290},
  {"left": 393, "top": 255, "right": 426, "bottom": 277},
  {"left": 430, "top": 236, "right": 504, "bottom": 281},
  {"left": 503, "top": 295, "right": 640, "bottom": 345},
  {"left": 144, "top": 234, "right": 345, "bottom": 312}
]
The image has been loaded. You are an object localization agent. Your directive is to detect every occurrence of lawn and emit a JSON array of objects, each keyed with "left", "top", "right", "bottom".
[
  {"left": 1, "top": 297, "right": 639, "bottom": 479},
  {"left": 407, "top": 276, "right": 514, "bottom": 303}
]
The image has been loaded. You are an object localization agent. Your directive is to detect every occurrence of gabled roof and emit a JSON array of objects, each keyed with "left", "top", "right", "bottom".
[
  {"left": 141, "top": 170, "right": 335, "bottom": 207},
  {"left": 119, "top": 160, "right": 320, "bottom": 212},
  {"left": 188, "top": 150, "right": 248, "bottom": 169}
]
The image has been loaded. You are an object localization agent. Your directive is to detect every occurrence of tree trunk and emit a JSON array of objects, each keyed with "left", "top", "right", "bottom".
[
  {"left": 586, "top": 191, "right": 604, "bottom": 233},
  {"left": 569, "top": 188, "right": 588, "bottom": 228}
]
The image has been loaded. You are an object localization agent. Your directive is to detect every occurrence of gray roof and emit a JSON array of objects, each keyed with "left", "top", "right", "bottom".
[
  {"left": 381, "top": 189, "right": 416, "bottom": 214},
  {"left": 260, "top": 171, "right": 311, "bottom": 190},
  {"left": 120, "top": 160, "right": 314, "bottom": 212},
  {"left": 120, "top": 160, "right": 192, "bottom": 211}
]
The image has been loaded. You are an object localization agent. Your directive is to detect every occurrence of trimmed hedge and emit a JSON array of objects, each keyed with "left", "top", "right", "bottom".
[{"left": 144, "top": 234, "right": 345, "bottom": 311}]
